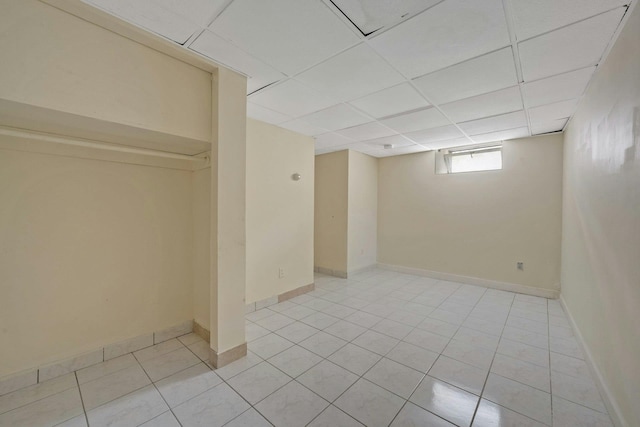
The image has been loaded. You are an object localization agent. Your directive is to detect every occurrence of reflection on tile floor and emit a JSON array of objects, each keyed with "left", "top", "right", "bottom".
[{"left": 0, "top": 269, "right": 614, "bottom": 426}]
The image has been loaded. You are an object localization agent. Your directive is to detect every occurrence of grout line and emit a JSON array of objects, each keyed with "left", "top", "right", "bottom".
[{"left": 73, "top": 372, "right": 91, "bottom": 427}]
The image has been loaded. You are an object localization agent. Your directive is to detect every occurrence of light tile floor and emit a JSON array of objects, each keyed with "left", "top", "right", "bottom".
[{"left": 0, "top": 269, "right": 614, "bottom": 426}]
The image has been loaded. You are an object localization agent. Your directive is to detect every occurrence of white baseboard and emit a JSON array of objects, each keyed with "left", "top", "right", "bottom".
[
  {"left": 560, "top": 296, "right": 627, "bottom": 427},
  {"left": 348, "top": 264, "right": 378, "bottom": 276},
  {"left": 377, "top": 263, "right": 560, "bottom": 299}
]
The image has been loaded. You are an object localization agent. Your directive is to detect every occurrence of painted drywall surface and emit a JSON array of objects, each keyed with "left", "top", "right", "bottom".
[
  {"left": 314, "top": 151, "right": 349, "bottom": 273},
  {"left": 561, "top": 4, "right": 640, "bottom": 425},
  {"left": 0, "top": 147, "right": 193, "bottom": 377},
  {"left": 246, "top": 119, "right": 315, "bottom": 303},
  {"left": 0, "top": 0, "right": 211, "bottom": 142},
  {"left": 378, "top": 134, "right": 563, "bottom": 290},
  {"left": 192, "top": 166, "right": 211, "bottom": 330},
  {"left": 348, "top": 151, "right": 378, "bottom": 272}
]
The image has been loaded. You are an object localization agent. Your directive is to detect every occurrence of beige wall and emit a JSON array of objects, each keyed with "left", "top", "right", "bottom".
[
  {"left": 378, "top": 135, "right": 563, "bottom": 292},
  {"left": 561, "top": 4, "right": 640, "bottom": 425},
  {"left": 192, "top": 166, "right": 211, "bottom": 329},
  {"left": 314, "top": 151, "right": 349, "bottom": 273},
  {"left": 348, "top": 151, "right": 378, "bottom": 272},
  {"left": 246, "top": 119, "right": 315, "bottom": 303},
  {"left": 0, "top": 0, "right": 212, "bottom": 143},
  {"left": 0, "top": 144, "right": 193, "bottom": 377}
]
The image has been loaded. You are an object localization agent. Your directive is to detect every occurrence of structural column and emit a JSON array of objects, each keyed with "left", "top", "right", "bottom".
[{"left": 209, "top": 67, "right": 247, "bottom": 368}]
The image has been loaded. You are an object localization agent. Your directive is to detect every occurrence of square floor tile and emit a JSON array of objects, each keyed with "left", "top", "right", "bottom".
[
  {"left": 227, "top": 362, "right": 291, "bottom": 404},
  {"left": 248, "top": 333, "right": 294, "bottom": 359},
  {"left": 552, "top": 395, "right": 613, "bottom": 427},
  {"left": 87, "top": 385, "right": 168, "bottom": 427},
  {"left": 79, "top": 364, "right": 151, "bottom": 410},
  {"left": 139, "top": 411, "right": 181, "bottom": 426},
  {"left": 298, "top": 360, "right": 360, "bottom": 402},
  {"left": 353, "top": 330, "right": 399, "bottom": 356},
  {"left": 246, "top": 323, "right": 271, "bottom": 342},
  {"left": 345, "top": 311, "right": 384, "bottom": 328},
  {"left": 214, "top": 352, "right": 262, "bottom": 381},
  {"left": 328, "top": 343, "right": 382, "bottom": 376},
  {"left": 255, "top": 381, "right": 329, "bottom": 426},
  {"left": 473, "top": 398, "right": 546, "bottom": 427},
  {"left": 300, "top": 312, "right": 340, "bottom": 329},
  {"left": 335, "top": 379, "right": 405, "bottom": 427},
  {"left": 280, "top": 305, "right": 317, "bottom": 320},
  {"left": 0, "top": 387, "right": 83, "bottom": 427},
  {"left": 483, "top": 373, "right": 551, "bottom": 425},
  {"left": 255, "top": 313, "right": 296, "bottom": 331},
  {"left": 403, "top": 329, "right": 450, "bottom": 353},
  {"left": 268, "top": 345, "right": 323, "bottom": 378},
  {"left": 308, "top": 405, "right": 364, "bottom": 426},
  {"left": 390, "top": 402, "right": 455, "bottom": 426},
  {"left": 275, "top": 321, "right": 319, "bottom": 343},
  {"left": 551, "top": 371, "right": 607, "bottom": 413},
  {"left": 224, "top": 408, "right": 271, "bottom": 426},
  {"left": 371, "top": 319, "right": 414, "bottom": 340},
  {"left": 386, "top": 342, "right": 439, "bottom": 373},
  {"left": 364, "top": 358, "right": 424, "bottom": 399},
  {"left": 173, "top": 383, "right": 250, "bottom": 427},
  {"left": 75, "top": 354, "right": 137, "bottom": 385},
  {"left": 155, "top": 363, "right": 221, "bottom": 408},
  {"left": 134, "top": 339, "right": 183, "bottom": 362},
  {"left": 410, "top": 376, "right": 479, "bottom": 427},
  {"left": 443, "top": 339, "right": 494, "bottom": 370},
  {"left": 299, "top": 331, "right": 348, "bottom": 358},
  {"left": 497, "top": 338, "right": 549, "bottom": 368},
  {"left": 491, "top": 353, "right": 550, "bottom": 392},
  {"left": 428, "top": 355, "right": 488, "bottom": 396},
  {"left": 138, "top": 347, "right": 200, "bottom": 382},
  {"left": 323, "top": 320, "right": 367, "bottom": 341}
]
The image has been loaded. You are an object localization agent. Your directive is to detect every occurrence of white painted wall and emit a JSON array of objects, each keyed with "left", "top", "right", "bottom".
[
  {"left": 192, "top": 166, "right": 211, "bottom": 329},
  {"left": 378, "top": 135, "right": 563, "bottom": 293},
  {"left": 246, "top": 119, "right": 315, "bottom": 303},
  {"left": 348, "top": 151, "right": 378, "bottom": 272},
  {"left": 561, "top": 4, "right": 640, "bottom": 425},
  {"left": 0, "top": 143, "right": 193, "bottom": 377}
]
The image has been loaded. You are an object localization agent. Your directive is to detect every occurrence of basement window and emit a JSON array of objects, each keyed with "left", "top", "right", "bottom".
[{"left": 436, "top": 144, "right": 503, "bottom": 174}]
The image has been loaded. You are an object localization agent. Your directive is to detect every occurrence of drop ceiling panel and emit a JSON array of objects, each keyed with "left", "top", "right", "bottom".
[
  {"left": 413, "top": 47, "right": 518, "bottom": 105},
  {"left": 87, "top": 0, "right": 227, "bottom": 43},
  {"left": 375, "top": 144, "right": 428, "bottom": 157},
  {"left": 329, "top": 0, "right": 441, "bottom": 35},
  {"left": 279, "top": 119, "right": 328, "bottom": 136},
  {"left": 381, "top": 107, "right": 451, "bottom": 133},
  {"left": 209, "top": 0, "right": 360, "bottom": 76},
  {"left": 190, "top": 31, "right": 284, "bottom": 94},
  {"left": 247, "top": 103, "right": 291, "bottom": 125},
  {"left": 405, "top": 125, "right": 465, "bottom": 144},
  {"left": 296, "top": 44, "right": 405, "bottom": 102},
  {"left": 528, "top": 99, "right": 579, "bottom": 124},
  {"left": 249, "top": 80, "right": 337, "bottom": 117},
  {"left": 471, "top": 127, "right": 529, "bottom": 143},
  {"left": 300, "top": 104, "right": 370, "bottom": 132},
  {"left": 337, "top": 121, "right": 396, "bottom": 140},
  {"left": 364, "top": 134, "right": 414, "bottom": 149},
  {"left": 370, "top": 0, "right": 511, "bottom": 78},
  {"left": 425, "top": 137, "right": 475, "bottom": 150},
  {"left": 314, "top": 132, "right": 356, "bottom": 149},
  {"left": 531, "top": 118, "right": 569, "bottom": 135},
  {"left": 349, "top": 83, "right": 430, "bottom": 119},
  {"left": 511, "top": 0, "right": 629, "bottom": 40},
  {"left": 458, "top": 111, "right": 527, "bottom": 136},
  {"left": 523, "top": 67, "right": 595, "bottom": 108},
  {"left": 440, "top": 86, "right": 523, "bottom": 123},
  {"left": 519, "top": 8, "right": 626, "bottom": 81}
]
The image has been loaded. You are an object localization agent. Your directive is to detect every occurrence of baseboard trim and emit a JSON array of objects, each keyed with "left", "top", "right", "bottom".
[
  {"left": 0, "top": 319, "right": 193, "bottom": 396},
  {"left": 560, "top": 296, "right": 627, "bottom": 427},
  {"left": 193, "top": 321, "right": 210, "bottom": 343},
  {"left": 210, "top": 342, "right": 247, "bottom": 369},
  {"left": 348, "top": 264, "right": 377, "bottom": 276},
  {"left": 314, "top": 266, "right": 348, "bottom": 278},
  {"left": 377, "top": 263, "right": 560, "bottom": 299},
  {"left": 246, "top": 282, "right": 316, "bottom": 312}
]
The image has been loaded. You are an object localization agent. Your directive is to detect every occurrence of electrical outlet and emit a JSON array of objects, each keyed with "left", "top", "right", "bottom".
[
  {"left": 517, "top": 262, "right": 524, "bottom": 271},
  {"left": 278, "top": 268, "right": 285, "bottom": 278}
]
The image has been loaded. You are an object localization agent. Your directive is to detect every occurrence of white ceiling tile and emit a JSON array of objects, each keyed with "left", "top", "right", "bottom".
[
  {"left": 299, "top": 104, "right": 370, "bottom": 132},
  {"left": 349, "top": 83, "right": 430, "bottom": 119},
  {"left": 249, "top": 80, "right": 337, "bottom": 117},
  {"left": 190, "top": 31, "right": 284, "bottom": 94},
  {"left": 88, "top": 0, "right": 227, "bottom": 43},
  {"left": 523, "top": 67, "right": 595, "bottom": 108},
  {"left": 209, "top": 0, "right": 359, "bottom": 76},
  {"left": 458, "top": 111, "right": 528, "bottom": 135},
  {"left": 370, "top": 0, "right": 510, "bottom": 78},
  {"left": 337, "top": 121, "right": 396, "bottom": 140},
  {"left": 330, "top": 0, "right": 441, "bottom": 35},
  {"left": 405, "top": 125, "right": 465, "bottom": 144},
  {"left": 279, "top": 119, "right": 328, "bottom": 136},
  {"left": 531, "top": 118, "right": 569, "bottom": 135},
  {"left": 471, "top": 127, "right": 530, "bottom": 143},
  {"left": 363, "top": 134, "right": 414, "bottom": 148},
  {"left": 314, "top": 132, "right": 356, "bottom": 149},
  {"left": 247, "top": 102, "right": 291, "bottom": 125},
  {"left": 440, "top": 86, "right": 523, "bottom": 123},
  {"left": 296, "top": 44, "right": 405, "bottom": 102},
  {"left": 511, "top": 0, "right": 628, "bottom": 41},
  {"left": 375, "top": 144, "right": 429, "bottom": 157},
  {"left": 413, "top": 47, "right": 518, "bottom": 105},
  {"left": 381, "top": 107, "right": 451, "bottom": 133},
  {"left": 528, "top": 99, "right": 579, "bottom": 124},
  {"left": 518, "top": 8, "right": 626, "bottom": 81},
  {"left": 424, "top": 137, "right": 476, "bottom": 150}
]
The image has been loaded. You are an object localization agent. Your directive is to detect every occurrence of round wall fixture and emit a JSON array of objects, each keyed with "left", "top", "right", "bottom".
[{"left": 291, "top": 173, "right": 301, "bottom": 181}]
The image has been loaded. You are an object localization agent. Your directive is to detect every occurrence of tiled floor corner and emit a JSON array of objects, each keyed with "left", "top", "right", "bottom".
[{"left": 0, "top": 269, "right": 613, "bottom": 426}]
